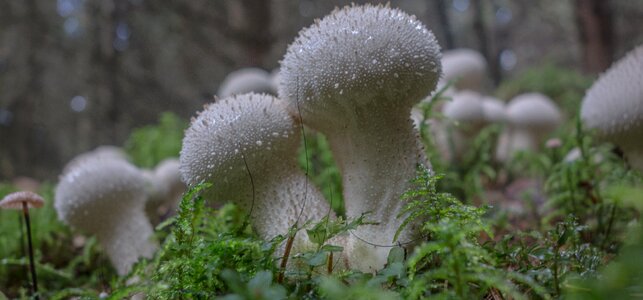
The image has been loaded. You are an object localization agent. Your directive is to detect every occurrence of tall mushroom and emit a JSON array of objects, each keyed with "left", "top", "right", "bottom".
[
  {"left": 180, "top": 93, "right": 334, "bottom": 258},
  {"left": 279, "top": 4, "right": 441, "bottom": 272},
  {"left": 55, "top": 157, "right": 158, "bottom": 276},
  {"left": 580, "top": 45, "right": 643, "bottom": 171}
]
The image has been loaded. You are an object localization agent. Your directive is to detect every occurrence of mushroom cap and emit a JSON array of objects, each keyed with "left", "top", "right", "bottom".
[
  {"left": 279, "top": 4, "right": 441, "bottom": 126},
  {"left": 180, "top": 93, "right": 300, "bottom": 189},
  {"left": 0, "top": 191, "right": 44, "bottom": 209},
  {"left": 218, "top": 68, "right": 274, "bottom": 98},
  {"left": 63, "top": 145, "right": 128, "bottom": 173},
  {"left": 55, "top": 157, "right": 148, "bottom": 232},
  {"left": 442, "top": 90, "right": 485, "bottom": 123},
  {"left": 481, "top": 96, "right": 507, "bottom": 123},
  {"left": 441, "top": 48, "right": 487, "bottom": 92},
  {"left": 506, "top": 93, "right": 562, "bottom": 131},
  {"left": 580, "top": 45, "right": 643, "bottom": 151}
]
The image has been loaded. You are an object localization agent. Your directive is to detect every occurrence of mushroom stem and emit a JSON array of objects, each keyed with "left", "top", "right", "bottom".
[
  {"left": 94, "top": 209, "right": 157, "bottom": 276},
  {"left": 222, "top": 162, "right": 330, "bottom": 254},
  {"left": 321, "top": 106, "right": 425, "bottom": 271},
  {"left": 22, "top": 202, "right": 38, "bottom": 298}
]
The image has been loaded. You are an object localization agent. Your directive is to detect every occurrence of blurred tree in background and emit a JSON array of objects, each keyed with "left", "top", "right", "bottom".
[{"left": 0, "top": 0, "right": 642, "bottom": 180}]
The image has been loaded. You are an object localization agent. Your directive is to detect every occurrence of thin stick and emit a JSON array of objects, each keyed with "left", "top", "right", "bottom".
[
  {"left": 18, "top": 214, "right": 26, "bottom": 259},
  {"left": 22, "top": 202, "right": 39, "bottom": 299},
  {"left": 277, "top": 233, "right": 296, "bottom": 283}
]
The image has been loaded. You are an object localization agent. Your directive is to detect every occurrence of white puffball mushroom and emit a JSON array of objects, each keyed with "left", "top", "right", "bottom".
[
  {"left": 481, "top": 96, "right": 507, "bottom": 124},
  {"left": 441, "top": 48, "right": 488, "bottom": 92},
  {"left": 279, "top": 4, "right": 441, "bottom": 272},
  {"left": 55, "top": 157, "right": 158, "bottom": 276},
  {"left": 144, "top": 158, "right": 185, "bottom": 224},
  {"left": 217, "top": 68, "right": 274, "bottom": 98},
  {"left": 496, "top": 93, "right": 562, "bottom": 161},
  {"left": 180, "top": 93, "right": 333, "bottom": 255},
  {"left": 580, "top": 45, "right": 643, "bottom": 171},
  {"left": 443, "top": 91, "right": 487, "bottom": 133},
  {"left": 441, "top": 91, "right": 487, "bottom": 161}
]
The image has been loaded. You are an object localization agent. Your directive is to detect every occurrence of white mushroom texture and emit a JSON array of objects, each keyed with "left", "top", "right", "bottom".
[
  {"left": 180, "top": 93, "right": 333, "bottom": 256},
  {"left": 279, "top": 4, "right": 441, "bottom": 272},
  {"left": 217, "top": 68, "right": 275, "bottom": 98},
  {"left": 55, "top": 157, "right": 157, "bottom": 275},
  {"left": 580, "top": 45, "right": 643, "bottom": 171}
]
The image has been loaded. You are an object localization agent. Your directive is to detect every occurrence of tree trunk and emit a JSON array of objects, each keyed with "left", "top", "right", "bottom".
[
  {"left": 575, "top": 0, "right": 614, "bottom": 73},
  {"left": 435, "top": 0, "right": 454, "bottom": 50}
]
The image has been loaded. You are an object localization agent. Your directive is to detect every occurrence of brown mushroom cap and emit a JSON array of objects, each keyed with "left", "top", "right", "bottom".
[{"left": 0, "top": 191, "right": 45, "bottom": 209}]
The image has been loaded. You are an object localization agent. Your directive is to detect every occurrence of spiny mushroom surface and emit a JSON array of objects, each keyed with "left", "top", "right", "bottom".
[
  {"left": 180, "top": 93, "right": 334, "bottom": 256},
  {"left": 441, "top": 48, "right": 488, "bottom": 92},
  {"left": 496, "top": 93, "right": 562, "bottom": 161},
  {"left": 580, "top": 45, "right": 643, "bottom": 171},
  {"left": 55, "top": 157, "right": 158, "bottom": 276},
  {"left": 217, "top": 68, "right": 275, "bottom": 98},
  {"left": 279, "top": 4, "right": 441, "bottom": 272}
]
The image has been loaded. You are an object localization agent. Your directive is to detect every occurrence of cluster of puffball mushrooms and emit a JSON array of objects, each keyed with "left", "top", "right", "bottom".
[
  {"left": 45, "top": 4, "right": 643, "bottom": 279},
  {"left": 54, "top": 146, "right": 185, "bottom": 275}
]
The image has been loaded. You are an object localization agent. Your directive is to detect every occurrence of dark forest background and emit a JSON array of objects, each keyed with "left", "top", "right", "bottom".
[{"left": 1, "top": 0, "right": 641, "bottom": 180}]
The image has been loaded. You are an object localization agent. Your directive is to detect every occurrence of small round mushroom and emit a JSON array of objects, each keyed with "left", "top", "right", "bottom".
[
  {"left": 580, "top": 45, "right": 643, "bottom": 171},
  {"left": 144, "top": 158, "right": 186, "bottom": 225},
  {"left": 55, "top": 157, "right": 158, "bottom": 276},
  {"left": 441, "top": 48, "right": 488, "bottom": 92},
  {"left": 217, "top": 68, "right": 275, "bottom": 98},
  {"left": 180, "top": 93, "right": 334, "bottom": 257},
  {"left": 0, "top": 191, "right": 44, "bottom": 297},
  {"left": 441, "top": 91, "right": 487, "bottom": 160},
  {"left": 481, "top": 96, "right": 507, "bottom": 124},
  {"left": 496, "top": 93, "right": 562, "bottom": 162},
  {"left": 279, "top": 4, "right": 441, "bottom": 272}
]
